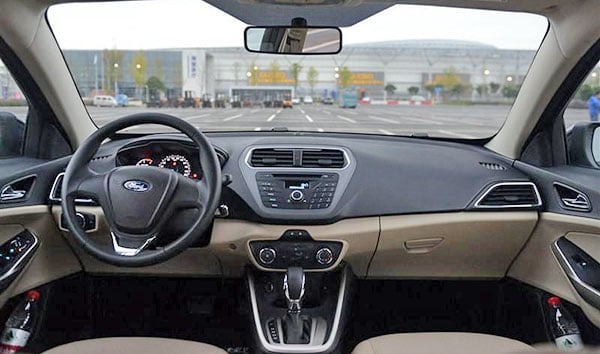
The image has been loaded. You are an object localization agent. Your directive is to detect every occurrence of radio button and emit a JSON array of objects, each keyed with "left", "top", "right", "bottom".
[{"left": 290, "top": 190, "right": 304, "bottom": 202}]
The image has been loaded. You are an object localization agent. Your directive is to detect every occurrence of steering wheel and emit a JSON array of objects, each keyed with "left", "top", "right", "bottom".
[{"left": 60, "top": 113, "right": 221, "bottom": 267}]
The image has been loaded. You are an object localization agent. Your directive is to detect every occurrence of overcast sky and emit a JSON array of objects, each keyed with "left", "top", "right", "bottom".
[{"left": 48, "top": 0, "right": 548, "bottom": 51}]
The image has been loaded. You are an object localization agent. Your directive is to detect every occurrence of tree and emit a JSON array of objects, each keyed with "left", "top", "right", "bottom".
[
  {"left": 577, "top": 84, "right": 598, "bottom": 100},
  {"left": 501, "top": 84, "right": 520, "bottom": 98},
  {"left": 269, "top": 60, "right": 280, "bottom": 84},
  {"left": 407, "top": 86, "right": 419, "bottom": 95},
  {"left": 146, "top": 76, "right": 165, "bottom": 92},
  {"left": 103, "top": 48, "right": 124, "bottom": 93},
  {"left": 383, "top": 83, "right": 396, "bottom": 98},
  {"left": 337, "top": 66, "right": 352, "bottom": 89},
  {"left": 130, "top": 51, "right": 148, "bottom": 98},
  {"left": 449, "top": 83, "right": 472, "bottom": 99},
  {"left": 476, "top": 84, "right": 489, "bottom": 98},
  {"left": 290, "top": 63, "right": 303, "bottom": 94},
  {"left": 307, "top": 66, "right": 319, "bottom": 95},
  {"left": 489, "top": 82, "right": 501, "bottom": 94}
]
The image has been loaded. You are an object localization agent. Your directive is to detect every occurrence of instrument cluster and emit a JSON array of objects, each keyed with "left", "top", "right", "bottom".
[{"left": 116, "top": 141, "right": 202, "bottom": 179}]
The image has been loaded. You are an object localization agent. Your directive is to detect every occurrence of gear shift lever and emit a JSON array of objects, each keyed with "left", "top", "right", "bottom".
[
  {"left": 283, "top": 266, "right": 305, "bottom": 313},
  {"left": 282, "top": 267, "right": 310, "bottom": 344}
]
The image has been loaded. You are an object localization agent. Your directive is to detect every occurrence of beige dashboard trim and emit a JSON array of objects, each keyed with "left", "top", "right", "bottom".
[
  {"left": 370, "top": 211, "right": 538, "bottom": 279},
  {"left": 209, "top": 217, "right": 379, "bottom": 277}
]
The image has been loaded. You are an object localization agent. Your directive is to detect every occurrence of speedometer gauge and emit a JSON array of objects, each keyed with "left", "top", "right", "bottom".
[
  {"left": 158, "top": 154, "right": 192, "bottom": 177},
  {"left": 136, "top": 158, "right": 154, "bottom": 166}
]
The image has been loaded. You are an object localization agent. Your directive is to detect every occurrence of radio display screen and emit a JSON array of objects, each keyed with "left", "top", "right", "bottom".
[{"left": 285, "top": 181, "right": 310, "bottom": 190}]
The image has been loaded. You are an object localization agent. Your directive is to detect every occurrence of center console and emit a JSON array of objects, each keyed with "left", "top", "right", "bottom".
[
  {"left": 242, "top": 146, "right": 356, "bottom": 353},
  {"left": 246, "top": 229, "right": 353, "bottom": 354},
  {"left": 248, "top": 266, "right": 352, "bottom": 354}
]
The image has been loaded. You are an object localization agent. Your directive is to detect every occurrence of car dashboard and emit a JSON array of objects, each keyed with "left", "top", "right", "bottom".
[{"left": 29, "top": 130, "right": 542, "bottom": 279}]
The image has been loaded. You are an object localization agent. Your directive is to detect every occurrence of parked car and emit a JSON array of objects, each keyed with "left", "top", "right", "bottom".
[
  {"left": 303, "top": 96, "right": 313, "bottom": 104},
  {"left": 92, "top": 95, "right": 118, "bottom": 107},
  {"left": 322, "top": 97, "right": 334, "bottom": 105}
]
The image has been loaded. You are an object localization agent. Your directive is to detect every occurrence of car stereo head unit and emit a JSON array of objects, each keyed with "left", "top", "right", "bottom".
[{"left": 256, "top": 172, "right": 338, "bottom": 209}]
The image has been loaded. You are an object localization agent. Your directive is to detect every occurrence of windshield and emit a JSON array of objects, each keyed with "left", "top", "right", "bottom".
[{"left": 46, "top": 1, "right": 548, "bottom": 138}]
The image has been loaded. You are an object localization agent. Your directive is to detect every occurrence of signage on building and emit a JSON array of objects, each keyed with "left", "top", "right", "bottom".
[
  {"left": 188, "top": 55, "right": 197, "bottom": 78},
  {"left": 349, "top": 72, "right": 384, "bottom": 86}
]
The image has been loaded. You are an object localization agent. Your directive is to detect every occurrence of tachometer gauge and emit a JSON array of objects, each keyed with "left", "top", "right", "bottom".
[
  {"left": 136, "top": 158, "right": 154, "bottom": 166},
  {"left": 158, "top": 154, "right": 192, "bottom": 177}
]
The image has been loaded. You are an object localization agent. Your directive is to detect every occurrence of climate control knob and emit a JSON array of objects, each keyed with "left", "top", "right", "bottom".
[
  {"left": 290, "top": 190, "right": 304, "bottom": 202},
  {"left": 315, "top": 247, "right": 334, "bottom": 265},
  {"left": 258, "top": 247, "right": 276, "bottom": 265}
]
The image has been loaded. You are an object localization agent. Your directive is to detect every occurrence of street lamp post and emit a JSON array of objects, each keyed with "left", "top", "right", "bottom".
[
  {"left": 113, "top": 63, "right": 119, "bottom": 95},
  {"left": 136, "top": 63, "right": 142, "bottom": 99}
]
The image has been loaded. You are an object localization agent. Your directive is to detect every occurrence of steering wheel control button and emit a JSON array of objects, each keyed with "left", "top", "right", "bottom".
[
  {"left": 258, "top": 248, "right": 277, "bottom": 265},
  {"left": 316, "top": 248, "right": 334, "bottom": 265},
  {"left": 290, "top": 190, "right": 304, "bottom": 202}
]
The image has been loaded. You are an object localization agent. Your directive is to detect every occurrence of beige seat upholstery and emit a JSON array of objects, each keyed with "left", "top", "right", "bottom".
[
  {"left": 42, "top": 337, "right": 227, "bottom": 354},
  {"left": 352, "top": 332, "right": 534, "bottom": 354}
]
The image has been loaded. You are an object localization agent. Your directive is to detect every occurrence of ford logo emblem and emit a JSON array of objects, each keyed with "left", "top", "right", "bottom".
[{"left": 123, "top": 180, "right": 151, "bottom": 192}]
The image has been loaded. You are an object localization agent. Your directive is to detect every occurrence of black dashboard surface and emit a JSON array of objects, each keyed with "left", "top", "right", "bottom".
[
  {"left": 80, "top": 132, "right": 533, "bottom": 223},
  {"left": 0, "top": 131, "right": 536, "bottom": 223}
]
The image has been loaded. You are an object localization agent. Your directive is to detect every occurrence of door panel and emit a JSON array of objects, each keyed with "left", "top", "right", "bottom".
[
  {"left": 510, "top": 159, "right": 600, "bottom": 328},
  {"left": 0, "top": 206, "right": 80, "bottom": 308}
]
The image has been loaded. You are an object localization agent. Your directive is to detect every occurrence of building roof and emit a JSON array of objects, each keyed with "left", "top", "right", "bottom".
[{"left": 346, "top": 39, "right": 497, "bottom": 50}]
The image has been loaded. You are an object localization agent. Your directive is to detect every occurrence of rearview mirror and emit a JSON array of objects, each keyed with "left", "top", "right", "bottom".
[{"left": 245, "top": 26, "right": 342, "bottom": 55}]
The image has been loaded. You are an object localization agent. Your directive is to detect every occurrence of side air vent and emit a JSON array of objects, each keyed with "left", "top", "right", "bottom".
[
  {"left": 475, "top": 182, "right": 541, "bottom": 208},
  {"left": 49, "top": 173, "right": 94, "bottom": 204},
  {"left": 249, "top": 148, "right": 294, "bottom": 167},
  {"left": 479, "top": 162, "right": 506, "bottom": 171},
  {"left": 301, "top": 149, "right": 345, "bottom": 168}
]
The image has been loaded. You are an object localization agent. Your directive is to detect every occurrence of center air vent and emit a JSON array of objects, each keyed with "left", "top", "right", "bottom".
[
  {"left": 301, "top": 149, "right": 345, "bottom": 168},
  {"left": 249, "top": 148, "right": 294, "bottom": 167},
  {"left": 475, "top": 182, "right": 541, "bottom": 208}
]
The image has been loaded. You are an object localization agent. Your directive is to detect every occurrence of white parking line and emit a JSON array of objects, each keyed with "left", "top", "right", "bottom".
[
  {"left": 251, "top": 109, "right": 260, "bottom": 113},
  {"left": 437, "top": 129, "right": 475, "bottom": 139},
  {"left": 254, "top": 127, "right": 261, "bottom": 131},
  {"left": 337, "top": 115, "right": 357, "bottom": 123},
  {"left": 305, "top": 115, "right": 314, "bottom": 122},
  {"left": 369, "top": 115, "right": 398, "bottom": 124},
  {"left": 223, "top": 114, "right": 243, "bottom": 121},
  {"left": 317, "top": 128, "right": 324, "bottom": 132},
  {"left": 267, "top": 113, "right": 277, "bottom": 122},
  {"left": 183, "top": 113, "right": 210, "bottom": 121},
  {"left": 320, "top": 110, "right": 332, "bottom": 115},
  {"left": 298, "top": 108, "right": 306, "bottom": 114},
  {"left": 378, "top": 129, "right": 394, "bottom": 135},
  {"left": 344, "top": 111, "right": 358, "bottom": 115}
]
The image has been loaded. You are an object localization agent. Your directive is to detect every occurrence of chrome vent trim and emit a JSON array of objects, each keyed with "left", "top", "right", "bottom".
[
  {"left": 301, "top": 148, "right": 345, "bottom": 168},
  {"left": 49, "top": 172, "right": 94, "bottom": 204},
  {"left": 474, "top": 182, "right": 542, "bottom": 208},
  {"left": 249, "top": 148, "right": 294, "bottom": 167},
  {"left": 245, "top": 146, "right": 351, "bottom": 170}
]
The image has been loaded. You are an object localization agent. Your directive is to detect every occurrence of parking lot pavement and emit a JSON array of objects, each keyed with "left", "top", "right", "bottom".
[{"left": 0, "top": 104, "right": 592, "bottom": 139}]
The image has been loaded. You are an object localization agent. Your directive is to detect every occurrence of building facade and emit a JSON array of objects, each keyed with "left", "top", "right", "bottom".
[{"left": 53, "top": 40, "right": 536, "bottom": 101}]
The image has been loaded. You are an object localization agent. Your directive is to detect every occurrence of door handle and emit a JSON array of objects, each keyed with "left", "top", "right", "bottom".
[{"left": 0, "top": 185, "right": 27, "bottom": 201}]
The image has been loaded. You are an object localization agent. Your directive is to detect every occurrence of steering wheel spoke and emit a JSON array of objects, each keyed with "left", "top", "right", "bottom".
[
  {"left": 63, "top": 166, "right": 108, "bottom": 204},
  {"left": 110, "top": 230, "right": 157, "bottom": 257}
]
